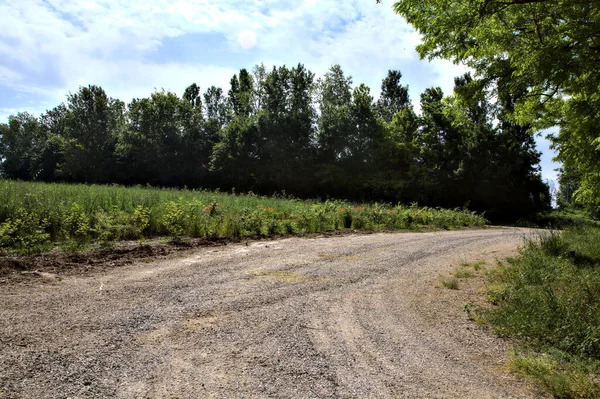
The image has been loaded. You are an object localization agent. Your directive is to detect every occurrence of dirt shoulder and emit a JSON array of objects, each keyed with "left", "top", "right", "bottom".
[{"left": 0, "top": 228, "right": 547, "bottom": 398}]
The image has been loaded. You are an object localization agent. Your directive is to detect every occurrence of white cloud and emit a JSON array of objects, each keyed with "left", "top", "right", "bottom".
[{"left": 0, "top": 0, "right": 465, "bottom": 101}]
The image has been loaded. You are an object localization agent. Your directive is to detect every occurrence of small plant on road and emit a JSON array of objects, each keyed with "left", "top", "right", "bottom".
[{"left": 441, "top": 277, "right": 459, "bottom": 290}]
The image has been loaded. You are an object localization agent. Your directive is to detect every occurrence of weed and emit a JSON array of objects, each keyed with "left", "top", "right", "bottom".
[
  {"left": 482, "top": 226, "right": 600, "bottom": 397},
  {"left": 454, "top": 268, "right": 474, "bottom": 278},
  {"left": 510, "top": 352, "right": 599, "bottom": 399},
  {"left": 0, "top": 209, "right": 51, "bottom": 255},
  {"left": 441, "top": 277, "right": 460, "bottom": 290},
  {"left": 0, "top": 180, "right": 488, "bottom": 253},
  {"left": 472, "top": 261, "right": 486, "bottom": 271}
]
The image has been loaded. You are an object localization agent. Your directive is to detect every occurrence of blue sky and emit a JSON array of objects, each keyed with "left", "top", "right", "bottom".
[{"left": 0, "top": 0, "right": 559, "bottom": 184}]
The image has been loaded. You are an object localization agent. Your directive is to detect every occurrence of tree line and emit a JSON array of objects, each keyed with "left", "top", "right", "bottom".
[{"left": 0, "top": 64, "right": 549, "bottom": 220}]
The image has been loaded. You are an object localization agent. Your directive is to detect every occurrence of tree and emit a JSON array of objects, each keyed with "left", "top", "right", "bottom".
[
  {"left": 118, "top": 90, "right": 188, "bottom": 186},
  {"left": 203, "top": 86, "right": 228, "bottom": 127},
  {"left": 228, "top": 69, "right": 254, "bottom": 118},
  {"left": 257, "top": 64, "right": 317, "bottom": 193},
  {"left": 372, "top": 106, "right": 421, "bottom": 202},
  {"left": 317, "top": 65, "right": 354, "bottom": 163},
  {"left": 59, "top": 85, "right": 125, "bottom": 183},
  {"left": 183, "top": 83, "right": 202, "bottom": 109},
  {"left": 37, "top": 105, "right": 68, "bottom": 181},
  {"left": 448, "top": 75, "right": 549, "bottom": 218},
  {"left": 389, "top": 0, "right": 600, "bottom": 211},
  {"left": 0, "top": 113, "right": 46, "bottom": 180},
  {"left": 376, "top": 70, "right": 410, "bottom": 122}
]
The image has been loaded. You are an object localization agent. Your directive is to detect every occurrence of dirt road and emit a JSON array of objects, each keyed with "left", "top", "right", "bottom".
[{"left": 0, "top": 228, "right": 545, "bottom": 398}]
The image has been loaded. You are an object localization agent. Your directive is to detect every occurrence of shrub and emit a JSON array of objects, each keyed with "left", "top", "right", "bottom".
[{"left": 0, "top": 210, "right": 51, "bottom": 255}]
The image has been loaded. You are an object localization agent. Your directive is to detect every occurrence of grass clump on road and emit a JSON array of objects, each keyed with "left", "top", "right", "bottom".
[
  {"left": 453, "top": 268, "right": 474, "bottom": 279},
  {"left": 441, "top": 277, "right": 460, "bottom": 290},
  {"left": 483, "top": 227, "right": 600, "bottom": 398},
  {"left": 0, "top": 180, "right": 488, "bottom": 255}
]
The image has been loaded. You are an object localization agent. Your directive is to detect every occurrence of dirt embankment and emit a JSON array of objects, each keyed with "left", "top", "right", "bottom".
[{"left": 0, "top": 228, "right": 547, "bottom": 398}]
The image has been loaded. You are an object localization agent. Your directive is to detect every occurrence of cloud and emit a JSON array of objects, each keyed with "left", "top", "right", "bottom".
[{"left": 0, "top": 0, "right": 468, "bottom": 106}]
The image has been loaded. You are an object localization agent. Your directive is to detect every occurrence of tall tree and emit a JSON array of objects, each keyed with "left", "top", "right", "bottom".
[
  {"left": 228, "top": 69, "right": 254, "bottom": 118},
  {"left": 183, "top": 83, "right": 202, "bottom": 109},
  {"left": 37, "top": 104, "right": 68, "bottom": 181},
  {"left": 58, "top": 85, "right": 125, "bottom": 183},
  {"left": 0, "top": 113, "right": 46, "bottom": 180},
  {"left": 118, "top": 90, "right": 186, "bottom": 186},
  {"left": 203, "top": 86, "right": 228, "bottom": 126},
  {"left": 376, "top": 70, "right": 410, "bottom": 122},
  {"left": 317, "top": 65, "right": 354, "bottom": 163},
  {"left": 257, "top": 64, "right": 316, "bottom": 193},
  {"left": 389, "top": 0, "right": 600, "bottom": 211}
]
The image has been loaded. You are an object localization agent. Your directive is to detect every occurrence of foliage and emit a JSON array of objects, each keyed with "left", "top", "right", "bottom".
[
  {"left": 0, "top": 113, "right": 48, "bottom": 180},
  {"left": 59, "top": 85, "right": 126, "bottom": 183},
  {"left": 0, "top": 209, "right": 51, "bottom": 255},
  {"left": 389, "top": 0, "right": 600, "bottom": 212},
  {"left": 441, "top": 277, "right": 459, "bottom": 290},
  {"left": 0, "top": 180, "right": 487, "bottom": 253},
  {"left": 483, "top": 227, "right": 600, "bottom": 397}
]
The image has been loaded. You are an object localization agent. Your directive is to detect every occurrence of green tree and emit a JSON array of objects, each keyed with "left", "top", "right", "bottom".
[
  {"left": 257, "top": 64, "right": 317, "bottom": 193},
  {"left": 228, "top": 69, "right": 254, "bottom": 118},
  {"left": 183, "top": 83, "right": 202, "bottom": 109},
  {"left": 373, "top": 106, "right": 421, "bottom": 202},
  {"left": 59, "top": 85, "right": 125, "bottom": 183},
  {"left": 0, "top": 113, "right": 46, "bottom": 180},
  {"left": 316, "top": 65, "right": 384, "bottom": 199},
  {"left": 203, "top": 86, "right": 228, "bottom": 127},
  {"left": 118, "top": 90, "right": 188, "bottom": 186},
  {"left": 441, "top": 74, "right": 549, "bottom": 218},
  {"left": 389, "top": 0, "right": 600, "bottom": 211},
  {"left": 210, "top": 116, "right": 261, "bottom": 190},
  {"left": 317, "top": 65, "right": 354, "bottom": 163},
  {"left": 376, "top": 70, "right": 410, "bottom": 122},
  {"left": 37, "top": 104, "right": 68, "bottom": 181}
]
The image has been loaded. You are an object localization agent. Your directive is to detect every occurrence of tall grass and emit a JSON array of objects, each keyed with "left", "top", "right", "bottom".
[
  {"left": 484, "top": 227, "right": 600, "bottom": 398},
  {"left": 0, "top": 180, "right": 487, "bottom": 254}
]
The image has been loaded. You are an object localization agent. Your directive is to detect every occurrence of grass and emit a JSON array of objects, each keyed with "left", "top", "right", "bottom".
[
  {"left": 453, "top": 267, "right": 474, "bottom": 279},
  {"left": 464, "top": 260, "right": 486, "bottom": 271},
  {"left": 518, "top": 208, "right": 600, "bottom": 230},
  {"left": 510, "top": 351, "right": 598, "bottom": 398},
  {"left": 482, "top": 226, "right": 600, "bottom": 398},
  {"left": 441, "top": 277, "right": 460, "bottom": 290},
  {"left": 0, "top": 180, "right": 488, "bottom": 255}
]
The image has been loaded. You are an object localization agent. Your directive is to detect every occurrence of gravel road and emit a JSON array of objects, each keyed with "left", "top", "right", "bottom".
[{"left": 0, "top": 228, "right": 546, "bottom": 398}]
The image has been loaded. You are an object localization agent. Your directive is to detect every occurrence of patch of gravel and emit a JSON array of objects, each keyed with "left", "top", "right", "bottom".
[{"left": 0, "top": 228, "right": 548, "bottom": 398}]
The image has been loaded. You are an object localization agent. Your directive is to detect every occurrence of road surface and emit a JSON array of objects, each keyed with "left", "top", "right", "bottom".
[{"left": 0, "top": 228, "right": 546, "bottom": 398}]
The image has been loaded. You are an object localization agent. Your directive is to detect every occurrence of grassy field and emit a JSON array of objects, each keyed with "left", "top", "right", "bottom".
[
  {"left": 0, "top": 180, "right": 488, "bottom": 255},
  {"left": 483, "top": 226, "right": 600, "bottom": 398}
]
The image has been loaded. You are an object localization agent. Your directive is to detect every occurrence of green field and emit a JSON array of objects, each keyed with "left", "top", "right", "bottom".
[{"left": 0, "top": 180, "right": 487, "bottom": 255}]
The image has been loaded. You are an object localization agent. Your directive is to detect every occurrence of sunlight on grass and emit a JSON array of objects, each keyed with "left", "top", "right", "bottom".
[{"left": 0, "top": 180, "right": 488, "bottom": 255}]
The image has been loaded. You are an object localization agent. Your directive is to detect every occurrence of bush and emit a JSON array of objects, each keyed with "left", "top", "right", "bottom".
[{"left": 0, "top": 210, "right": 51, "bottom": 255}]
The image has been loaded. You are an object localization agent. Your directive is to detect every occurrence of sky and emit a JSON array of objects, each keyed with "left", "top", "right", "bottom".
[{"left": 0, "top": 0, "right": 560, "bottom": 184}]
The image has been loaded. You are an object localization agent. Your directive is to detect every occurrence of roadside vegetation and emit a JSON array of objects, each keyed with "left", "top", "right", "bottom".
[
  {"left": 0, "top": 180, "right": 487, "bottom": 255},
  {"left": 482, "top": 225, "right": 600, "bottom": 398}
]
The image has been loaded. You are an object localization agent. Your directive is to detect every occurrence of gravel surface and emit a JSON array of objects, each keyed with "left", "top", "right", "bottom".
[{"left": 0, "top": 228, "right": 547, "bottom": 398}]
